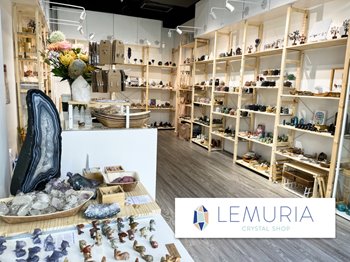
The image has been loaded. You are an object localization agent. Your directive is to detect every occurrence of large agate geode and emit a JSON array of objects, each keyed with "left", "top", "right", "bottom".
[{"left": 10, "top": 90, "right": 62, "bottom": 195}]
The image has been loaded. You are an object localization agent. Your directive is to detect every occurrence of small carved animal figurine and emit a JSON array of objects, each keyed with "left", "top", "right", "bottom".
[
  {"left": 92, "top": 220, "right": 100, "bottom": 229},
  {"left": 133, "top": 240, "right": 146, "bottom": 254},
  {"left": 79, "top": 240, "right": 87, "bottom": 252},
  {"left": 128, "top": 216, "right": 135, "bottom": 225},
  {"left": 114, "top": 249, "right": 130, "bottom": 260},
  {"left": 77, "top": 224, "right": 85, "bottom": 235},
  {"left": 117, "top": 218, "right": 124, "bottom": 233},
  {"left": 15, "top": 248, "right": 26, "bottom": 258},
  {"left": 110, "top": 237, "right": 118, "bottom": 249},
  {"left": 118, "top": 232, "right": 128, "bottom": 243},
  {"left": 129, "top": 222, "right": 139, "bottom": 232},
  {"left": 45, "top": 250, "right": 64, "bottom": 262},
  {"left": 90, "top": 227, "right": 99, "bottom": 239},
  {"left": 140, "top": 227, "right": 148, "bottom": 239},
  {"left": 149, "top": 235, "right": 158, "bottom": 249},
  {"left": 95, "top": 231, "right": 103, "bottom": 246},
  {"left": 149, "top": 220, "right": 156, "bottom": 232},
  {"left": 135, "top": 259, "right": 139, "bottom": 262},
  {"left": 101, "top": 256, "right": 107, "bottom": 262},
  {"left": 127, "top": 229, "right": 135, "bottom": 240},
  {"left": 160, "top": 255, "right": 181, "bottom": 262},
  {"left": 82, "top": 245, "right": 93, "bottom": 260},
  {"left": 32, "top": 228, "right": 42, "bottom": 244},
  {"left": 60, "top": 240, "right": 70, "bottom": 256},
  {"left": 140, "top": 252, "right": 153, "bottom": 262}
]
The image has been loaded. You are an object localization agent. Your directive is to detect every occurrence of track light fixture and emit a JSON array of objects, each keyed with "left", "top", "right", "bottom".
[
  {"left": 209, "top": 7, "right": 227, "bottom": 20},
  {"left": 89, "top": 32, "right": 95, "bottom": 40},
  {"left": 225, "top": 0, "right": 235, "bottom": 12},
  {"left": 77, "top": 25, "right": 84, "bottom": 35},
  {"left": 168, "top": 29, "right": 177, "bottom": 38},
  {"left": 176, "top": 27, "right": 183, "bottom": 35},
  {"left": 175, "top": 26, "right": 203, "bottom": 35}
]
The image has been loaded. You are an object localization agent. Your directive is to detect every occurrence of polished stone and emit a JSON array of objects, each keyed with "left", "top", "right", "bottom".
[{"left": 10, "top": 90, "right": 61, "bottom": 195}]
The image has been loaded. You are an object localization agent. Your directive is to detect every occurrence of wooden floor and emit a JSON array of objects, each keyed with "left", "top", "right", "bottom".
[{"left": 155, "top": 131, "right": 350, "bottom": 262}]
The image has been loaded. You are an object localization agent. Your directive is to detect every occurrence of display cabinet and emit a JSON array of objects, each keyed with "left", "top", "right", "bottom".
[{"left": 13, "top": 2, "right": 50, "bottom": 137}]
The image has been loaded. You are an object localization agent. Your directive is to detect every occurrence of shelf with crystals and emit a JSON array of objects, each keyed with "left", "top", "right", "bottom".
[
  {"left": 278, "top": 124, "right": 334, "bottom": 138},
  {"left": 211, "top": 131, "right": 235, "bottom": 142},
  {"left": 236, "top": 159, "right": 270, "bottom": 178},
  {"left": 281, "top": 94, "right": 340, "bottom": 100},
  {"left": 286, "top": 38, "right": 347, "bottom": 51},
  {"left": 212, "top": 111, "right": 237, "bottom": 118}
]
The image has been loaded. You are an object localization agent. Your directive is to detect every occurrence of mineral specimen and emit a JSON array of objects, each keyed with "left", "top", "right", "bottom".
[
  {"left": 44, "top": 234, "right": 55, "bottom": 251},
  {"left": 149, "top": 219, "right": 156, "bottom": 232},
  {"left": 60, "top": 240, "right": 70, "bottom": 255},
  {"left": 10, "top": 89, "right": 62, "bottom": 195},
  {"left": 84, "top": 203, "right": 120, "bottom": 219},
  {"left": 32, "top": 228, "right": 42, "bottom": 244},
  {"left": 117, "top": 217, "right": 124, "bottom": 233},
  {"left": 141, "top": 252, "right": 153, "bottom": 262},
  {"left": 149, "top": 235, "right": 158, "bottom": 249},
  {"left": 133, "top": 240, "right": 146, "bottom": 253},
  {"left": 67, "top": 172, "right": 100, "bottom": 190},
  {"left": 114, "top": 249, "right": 130, "bottom": 260},
  {"left": 45, "top": 250, "right": 64, "bottom": 262}
]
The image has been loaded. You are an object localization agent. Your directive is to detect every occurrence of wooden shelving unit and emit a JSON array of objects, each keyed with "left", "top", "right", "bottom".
[
  {"left": 172, "top": 2, "right": 350, "bottom": 198},
  {"left": 13, "top": 2, "right": 50, "bottom": 137}
]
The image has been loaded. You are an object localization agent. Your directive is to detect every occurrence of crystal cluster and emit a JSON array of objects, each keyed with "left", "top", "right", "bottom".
[
  {"left": 0, "top": 179, "right": 91, "bottom": 216},
  {"left": 84, "top": 203, "right": 120, "bottom": 219}
]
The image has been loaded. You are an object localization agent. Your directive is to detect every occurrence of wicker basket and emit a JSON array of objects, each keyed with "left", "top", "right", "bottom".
[{"left": 92, "top": 111, "right": 150, "bottom": 128}]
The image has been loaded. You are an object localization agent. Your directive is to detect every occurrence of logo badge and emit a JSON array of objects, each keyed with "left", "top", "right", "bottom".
[{"left": 193, "top": 205, "right": 209, "bottom": 231}]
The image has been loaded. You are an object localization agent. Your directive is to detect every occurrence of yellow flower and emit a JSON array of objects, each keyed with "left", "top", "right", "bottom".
[
  {"left": 68, "top": 50, "right": 77, "bottom": 59},
  {"left": 79, "top": 53, "right": 89, "bottom": 62},
  {"left": 59, "top": 53, "right": 74, "bottom": 66}
]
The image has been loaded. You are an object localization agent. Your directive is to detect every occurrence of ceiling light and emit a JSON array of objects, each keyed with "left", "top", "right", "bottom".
[
  {"left": 77, "top": 25, "right": 84, "bottom": 35},
  {"left": 161, "top": 42, "right": 165, "bottom": 48},
  {"left": 176, "top": 27, "right": 182, "bottom": 35},
  {"left": 89, "top": 32, "right": 95, "bottom": 40},
  {"left": 168, "top": 30, "right": 172, "bottom": 38},
  {"left": 79, "top": 10, "right": 86, "bottom": 22},
  {"left": 226, "top": 1, "right": 235, "bottom": 12},
  {"left": 209, "top": 10, "right": 217, "bottom": 20}
]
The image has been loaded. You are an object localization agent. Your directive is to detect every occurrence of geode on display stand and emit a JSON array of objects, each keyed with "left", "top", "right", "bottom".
[{"left": 10, "top": 90, "right": 62, "bottom": 195}]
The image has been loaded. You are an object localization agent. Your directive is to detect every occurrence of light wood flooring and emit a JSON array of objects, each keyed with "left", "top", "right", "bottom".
[{"left": 155, "top": 131, "right": 350, "bottom": 262}]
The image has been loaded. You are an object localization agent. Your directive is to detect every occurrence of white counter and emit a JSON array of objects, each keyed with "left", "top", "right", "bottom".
[{"left": 61, "top": 128, "right": 158, "bottom": 199}]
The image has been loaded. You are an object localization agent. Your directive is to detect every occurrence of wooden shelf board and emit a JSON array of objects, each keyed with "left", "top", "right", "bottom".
[
  {"left": 212, "top": 112, "right": 237, "bottom": 118},
  {"left": 185, "top": 104, "right": 192, "bottom": 107},
  {"left": 191, "top": 138, "right": 209, "bottom": 150},
  {"left": 193, "top": 121, "right": 210, "bottom": 128},
  {"left": 243, "top": 86, "right": 279, "bottom": 89},
  {"left": 149, "top": 65, "right": 176, "bottom": 69},
  {"left": 282, "top": 185, "right": 309, "bottom": 198},
  {"left": 178, "top": 88, "right": 192, "bottom": 91},
  {"left": 193, "top": 102, "right": 211, "bottom": 106},
  {"left": 17, "top": 32, "right": 36, "bottom": 38},
  {"left": 237, "top": 135, "right": 273, "bottom": 147},
  {"left": 148, "top": 87, "right": 174, "bottom": 91},
  {"left": 215, "top": 55, "right": 242, "bottom": 62},
  {"left": 179, "top": 118, "right": 192, "bottom": 124},
  {"left": 213, "top": 91, "right": 239, "bottom": 95},
  {"left": 126, "top": 86, "right": 145, "bottom": 89},
  {"left": 240, "top": 109, "right": 276, "bottom": 116},
  {"left": 236, "top": 159, "right": 270, "bottom": 178},
  {"left": 278, "top": 124, "right": 334, "bottom": 138},
  {"left": 283, "top": 161, "right": 328, "bottom": 176},
  {"left": 195, "top": 59, "right": 214, "bottom": 64},
  {"left": 116, "top": 63, "right": 146, "bottom": 67},
  {"left": 245, "top": 48, "right": 283, "bottom": 57},
  {"left": 157, "top": 127, "right": 175, "bottom": 130},
  {"left": 182, "top": 40, "right": 208, "bottom": 49},
  {"left": 211, "top": 132, "right": 235, "bottom": 142},
  {"left": 18, "top": 58, "right": 37, "bottom": 62},
  {"left": 281, "top": 94, "right": 340, "bottom": 100},
  {"left": 286, "top": 38, "right": 347, "bottom": 51}
]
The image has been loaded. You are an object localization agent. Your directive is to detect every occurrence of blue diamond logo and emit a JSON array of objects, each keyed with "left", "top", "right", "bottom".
[{"left": 193, "top": 205, "right": 208, "bottom": 231}]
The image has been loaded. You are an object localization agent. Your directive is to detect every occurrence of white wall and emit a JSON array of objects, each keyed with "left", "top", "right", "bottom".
[{"left": 0, "top": 5, "right": 12, "bottom": 198}]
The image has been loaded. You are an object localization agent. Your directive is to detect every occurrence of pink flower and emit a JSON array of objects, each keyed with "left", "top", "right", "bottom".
[{"left": 47, "top": 41, "right": 71, "bottom": 51}]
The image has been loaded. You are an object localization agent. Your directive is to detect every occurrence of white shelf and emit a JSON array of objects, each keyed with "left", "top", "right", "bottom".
[
  {"left": 191, "top": 138, "right": 209, "bottom": 149},
  {"left": 213, "top": 91, "right": 239, "bottom": 95},
  {"left": 278, "top": 124, "right": 334, "bottom": 138},
  {"left": 236, "top": 159, "right": 271, "bottom": 178},
  {"left": 211, "top": 132, "right": 235, "bottom": 142},
  {"left": 179, "top": 118, "right": 192, "bottom": 124},
  {"left": 275, "top": 151, "right": 330, "bottom": 172},
  {"left": 240, "top": 109, "right": 276, "bottom": 116},
  {"left": 281, "top": 94, "right": 340, "bottom": 100},
  {"left": 237, "top": 135, "right": 273, "bottom": 148},
  {"left": 212, "top": 112, "right": 237, "bottom": 118},
  {"left": 193, "top": 121, "right": 210, "bottom": 128}
]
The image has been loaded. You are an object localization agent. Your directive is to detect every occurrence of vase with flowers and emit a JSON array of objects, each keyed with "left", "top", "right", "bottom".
[{"left": 42, "top": 31, "right": 95, "bottom": 102}]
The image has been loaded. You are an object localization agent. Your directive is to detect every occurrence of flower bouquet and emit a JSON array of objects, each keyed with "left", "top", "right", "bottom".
[{"left": 42, "top": 31, "right": 95, "bottom": 102}]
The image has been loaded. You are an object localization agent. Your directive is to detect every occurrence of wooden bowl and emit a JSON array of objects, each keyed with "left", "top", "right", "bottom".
[
  {"left": 102, "top": 171, "right": 139, "bottom": 192},
  {"left": 0, "top": 191, "right": 93, "bottom": 224}
]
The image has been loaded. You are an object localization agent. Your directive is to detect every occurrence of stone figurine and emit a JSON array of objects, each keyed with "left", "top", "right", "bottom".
[
  {"left": 140, "top": 227, "right": 149, "bottom": 239},
  {"left": 118, "top": 232, "right": 128, "bottom": 243},
  {"left": 133, "top": 240, "right": 146, "bottom": 253},
  {"left": 331, "top": 26, "right": 339, "bottom": 39},
  {"left": 114, "top": 249, "right": 130, "bottom": 260},
  {"left": 141, "top": 252, "right": 153, "bottom": 262},
  {"left": 77, "top": 224, "right": 85, "bottom": 235},
  {"left": 342, "top": 19, "right": 350, "bottom": 38},
  {"left": 10, "top": 90, "right": 62, "bottom": 195},
  {"left": 149, "top": 219, "right": 156, "bottom": 231},
  {"left": 149, "top": 235, "right": 158, "bottom": 248},
  {"left": 117, "top": 217, "right": 124, "bottom": 233},
  {"left": 127, "top": 229, "right": 135, "bottom": 240}
]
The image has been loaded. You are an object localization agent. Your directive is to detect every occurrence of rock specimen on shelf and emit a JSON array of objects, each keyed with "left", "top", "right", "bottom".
[
  {"left": 10, "top": 89, "right": 62, "bottom": 195},
  {"left": 84, "top": 203, "right": 120, "bottom": 219}
]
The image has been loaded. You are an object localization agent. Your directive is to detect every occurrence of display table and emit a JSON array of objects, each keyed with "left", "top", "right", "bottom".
[{"left": 0, "top": 183, "right": 194, "bottom": 261}]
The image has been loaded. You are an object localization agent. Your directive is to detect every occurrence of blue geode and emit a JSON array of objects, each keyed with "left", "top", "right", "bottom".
[{"left": 10, "top": 89, "right": 62, "bottom": 195}]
